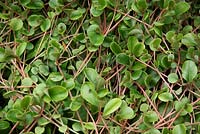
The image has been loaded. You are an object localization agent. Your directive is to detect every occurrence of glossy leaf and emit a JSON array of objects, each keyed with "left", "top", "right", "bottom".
[
  {"left": 110, "top": 42, "right": 122, "bottom": 55},
  {"left": 16, "top": 42, "right": 27, "bottom": 56},
  {"left": 116, "top": 53, "right": 130, "bottom": 65},
  {"left": 28, "top": 15, "right": 44, "bottom": 27},
  {"left": 182, "top": 60, "right": 197, "bottom": 82},
  {"left": 6, "top": 109, "right": 23, "bottom": 122},
  {"left": 103, "top": 98, "right": 122, "bottom": 116},
  {"left": 70, "top": 8, "right": 86, "bottom": 20},
  {"left": 149, "top": 38, "right": 161, "bottom": 51},
  {"left": 48, "top": 86, "right": 68, "bottom": 102},
  {"left": 40, "top": 18, "right": 51, "bottom": 32}
]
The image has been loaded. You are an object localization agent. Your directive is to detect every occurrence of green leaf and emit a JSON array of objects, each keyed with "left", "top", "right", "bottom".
[
  {"left": 48, "top": 86, "right": 68, "bottom": 102},
  {"left": 144, "top": 128, "right": 161, "bottom": 134},
  {"left": 0, "top": 120, "right": 10, "bottom": 130},
  {"left": 90, "top": 6, "right": 103, "bottom": 17},
  {"left": 6, "top": 109, "right": 23, "bottom": 122},
  {"left": 49, "top": 72, "right": 63, "bottom": 82},
  {"left": 181, "top": 33, "right": 197, "bottom": 47},
  {"left": 172, "top": 124, "right": 186, "bottom": 134},
  {"left": 149, "top": 38, "right": 161, "bottom": 51},
  {"left": 174, "top": 2, "right": 190, "bottom": 16},
  {"left": 80, "top": 82, "right": 99, "bottom": 106},
  {"left": 28, "top": 15, "right": 44, "bottom": 27},
  {"left": 57, "top": 23, "right": 66, "bottom": 34},
  {"left": 22, "top": 77, "right": 33, "bottom": 86},
  {"left": 62, "top": 78, "right": 75, "bottom": 91},
  {"left": 87, "top": 24, "right": 104, "bottom": 46},
  {"left": 116, "top": 53, "right": 130, "bottom": 65},
  {"left": 144, "top": 111, "right": 158, "bottom": 123},
  {"left": 110, "top": 42, "right": 122, "bottom": 55},
  {"left": 20, "top": 0, "right": 31, "bottom": 5},
  {"left": 137, "top": 0, "right": 148, "bottom": 11},
  {"left": 182, "top": 60, "right": 197, "bottom": 82},
  {"left": 40, "top": 18, "right": 51, "bottom": 32},
  {"left": 158, "top": 92, "right": 173, "bottom": 102},
  {"left": 26, "top": 0, "right": 44, "bottom": 9},
  {"left": 167, "top": 73, "right": 178, "bottom": 83},
  {"left": 72, "top": 122, "right": 82, "bottom": 132},
  {"left": 35, "top": 126, "right": 45, "bottom": 134},
  {"left": 84, "top": 68, "right": 98, "bottom": 83},
  {"left": 70, "top": 8, "right": 86, "bottom": 20},
  {"left": 9, "top": 18, "right": 23, "bottom": 31},
  {"left": 58, "top": 125, "right": 68, "bottom": 133},
  {"left": 118, "top": 106, "right": 135, "bottom": 120},
  {"left": 70, "top": 97, "right": 82, "bottom": 111},
  {"left": 103, "top": 98, "right": 122, "bottom": 116},
  {"left": 84, "top": 122, "right": 95, "bottom": 130},
  {"left": 140, "top": 103, "right": 149, "bottom": 112},
  {"left": 16, "top": 42, "right": 27, "bottom": 56},
  {"left": 20, "top": 95, "right": 32, "bottom": 109},
  {"left": 127, "top": 36, "right": 138, "bottom": 53}
]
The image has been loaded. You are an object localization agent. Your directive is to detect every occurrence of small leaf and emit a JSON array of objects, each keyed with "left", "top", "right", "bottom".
[
  {"left": 144, "top": 111, "right": 158, "bottom": 123},
  {"left": 87, "top": 24, "right": 104, "bottom": 46},
  {"left": 26, "top": 0, "right": 44, "bottom": 9},
  {"left": 116, "top": 53, "right": 130, "bottom": 65},
  {"left": 84, "top": 68, "right": 98, "bottom": 83},
  {"left": 62, "top": 78, "right": 75, "bottom": 91},
  {"left": 172, "top": 124, "right": 186, "bottom": 134},
  {"left": 127, "top": 36, "right": 138, "bottom": 53},
  {"left": 6, "top": 109, "right": 23, "bottom": 122},
  {"left": 21, "top": 95, "right": 32, "bottom": 109},
  {"left": 84, "top": 122, "right": 95, "bottom": 130},
  {"left": 80, "top": 82, "right": 99, "bottom": 106},
  {"left": 0, "top": 120, "right": 10, "bottom": 130},
  {"left": 9, "top": 18, "right": 23, "bottom": 31},
  {"left": 149, "top": 38, "right": 161, "bottom": 51},
  {"left": 158, "top": 92, "right": 173, "bottom": 102},
  {"left": 58, "top": 125, "right": 68, "bottom": 133},
  {"left": 28, "top": 15, "right": 44, "bottom": 27},
  {"left": 57, "top": 23, "right": 66, "bottom": 34},
  {"left": 22, "top": 77, "right": 33, "bottom": 86},
  {"left": 35, "top": 126, "right": 45, "bottom": 134},
  {"left": 140, "top": 103, "right": 149, "bottom": 112},
  {"left": 174, "top": 2, "right": 190, "bottom": 16},
  {"left": 48, "top": 86, "right": 68, "bottom": 102},
  {"left": 70, "top": 8, "right": 86, "bottom": 20},
  {"left": 110, "top": 42, "right": 122, "bottom": 55},
  {"left": 16, "top": 42, "right": 27, "bottom": 56},
  {"left": 118, "top": 106, "right": 135, "bottom": 120},
  {"left": 103, "top": 98, "right": 122, "bottom": 116},
  {"left": 40, "top": 18, "right": 51, "bottom": 32},
  {"left": 49, "top": 72, "right": 63, "bottom": 82},
  {"left": 182, "top": 60, "right": 197, "bottom": 82},
  {"left": 181, "top": 33, "right": 197, "bottom": 47},
  {"left": 168, "top": 73, "right": 178, "bottom": 83}
]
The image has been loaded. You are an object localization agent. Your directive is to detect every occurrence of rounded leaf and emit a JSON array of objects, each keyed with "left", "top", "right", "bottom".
[
  {"left": 0, "top": 121, "right": 10, "bottom": 130},
  {"left": 87, "top": 24, "right": 104, "bottom": 46},
  {"left": 116, "top": 53, "right": 130, "bottom": 65},
  {"left": 6, "top": 109, "right": 23, "bottom": 122},
  {"left": 40, "top": 18, "right": 51, "bottom": 32},
  {"left": 28, "top": 15, "right": 44, "bottom": 27},
  {"left": 168, "top": 73, "right": 178, "bottom": 83},
  {"left": 103, "top": 98, "right": 122, "bottom": 116},
  {"left": 158, "top": 92, "right": 173, "bottom": 102},
  {"left": 174, "top": 2, "right": 190, "bottom": 16},
  {"left": 172, "top": 124, "right": 186, "bottom": 134},
  {"left": 144, "top": 111, "right": 158, "bottom": 123},
  {"left": 149, "top": 38, "right": 161, "bottom": 51},
  {"left": 48, "top": 86, "right": 68, "bottom": 102},
  {"left": 9, "top": 18, "right": 23, "bottom": 31},
  {"left": 182, "top": 60, "right": 197, "bottom": 82}
]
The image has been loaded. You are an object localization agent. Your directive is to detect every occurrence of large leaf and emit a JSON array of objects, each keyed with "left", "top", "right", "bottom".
[
  {"left": 80, "top": 82, "right": 99, "bottom": 106},
  {"left": 6, "top": 109, "right": 23, "bottom": 122},
  {"left": 87, "top": 24, "right": 104, "bottom": 46},
  {"left": 103, "top": 98, "right": 122, "bottom": 116},
  {"left": 182, "top": 60, "right": 197, "bottom": 82},
  {"left": 48, "top": 86, "right": 68, "bottom": 102}
]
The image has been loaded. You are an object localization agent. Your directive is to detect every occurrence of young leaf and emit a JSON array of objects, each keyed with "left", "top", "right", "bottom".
[
  {"left": 172, "top": 124, "right": 186, "bottom": 134},
  {"left": 70, "top": 8, "right": 86, "bottom": 20},
  {"left": 48, "top": 86, "right": 68, "bottom": 102},
  {"left": 103, "top": 98, "right": 122, "bottom": 116},
  {"left": 87, "top": 24, "right": 104, "bottom": 46},
  {"left": 182, "top": 60, "right": 197, "bottom": 82},
  {"left": 28, "top": 15, "right": 44, "bottom": 27},
  {"left": 35, "top": 126, "right": 45, "bottom": 134},
  {"left": 80, "top": 82, "right": 99, "bottom": 106},
  {"left": 16, "top": 42, "right": 27, "bottom": 56},
  {"left": 158, "top": 92, "right": 173, "bottom": 102},
  {"left": 84, "top": 122, "right": 95, "bottom": 130},
  {"left": 118, "top": 106, "right": 135, "bottom": 120},
  {"left": 9, "top": 18, "right": 23, "bottom": 31}
]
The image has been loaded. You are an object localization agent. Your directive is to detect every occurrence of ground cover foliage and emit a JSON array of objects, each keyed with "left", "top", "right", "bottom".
[{"left": 0, "top": 0, "right": 200, "bottom": 133}]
